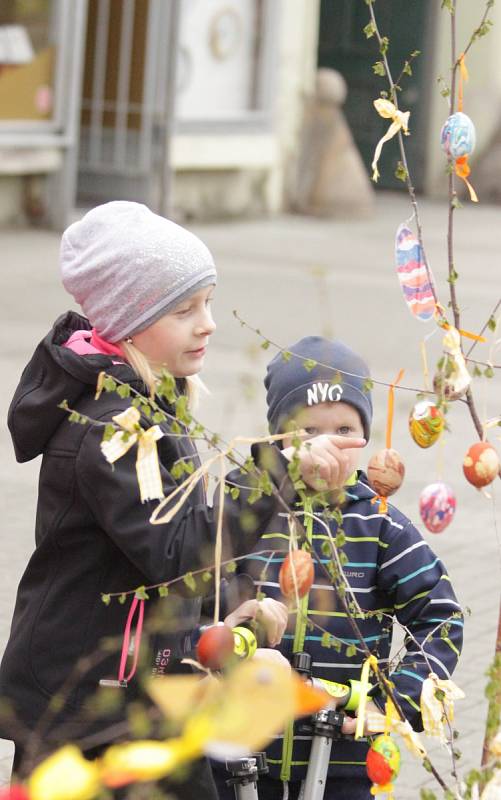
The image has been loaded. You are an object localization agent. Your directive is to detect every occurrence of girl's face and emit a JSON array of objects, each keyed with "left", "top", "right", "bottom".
[{"left": 131, "top": 285, "right": 216, "bottom": 377}]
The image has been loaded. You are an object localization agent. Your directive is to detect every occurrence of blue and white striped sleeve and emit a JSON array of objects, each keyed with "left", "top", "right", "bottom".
[{"left": 376, "top": 519, "right": 463, "bottom": 730}]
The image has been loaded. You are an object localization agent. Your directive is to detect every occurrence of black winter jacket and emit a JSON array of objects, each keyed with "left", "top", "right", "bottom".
[{"left": 0, "top": 312, "right": 293, "bottom": 760}]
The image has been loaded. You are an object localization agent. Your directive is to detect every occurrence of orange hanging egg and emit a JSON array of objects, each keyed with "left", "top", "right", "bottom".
[
  {"left": 463, "top": 442, "right": 499, "bottom": 488},
  {"left": 279, "top": 550, "right": 314, "bottom": 600},
  {"left": 367, "top": 449, "right": 405, "bottom": 497}
]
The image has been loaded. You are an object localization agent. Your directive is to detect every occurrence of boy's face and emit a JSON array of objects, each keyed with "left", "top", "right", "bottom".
[{"left": 282, "top": 401, "right": 365, "bottom": 477}]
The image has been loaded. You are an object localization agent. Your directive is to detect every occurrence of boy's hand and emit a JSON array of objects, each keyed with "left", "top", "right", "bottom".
[
  {"left": 252, "top": 648, "right": 291, "bottom": 670},
  {"left": 341, "top": 699, "right": 382, "bottom": 736},
  {"left": 224, "top": 597, "right": 288, "bottom": 647},
  {"left": 282, "top": 434, "right": 366, "bottom": 492}
]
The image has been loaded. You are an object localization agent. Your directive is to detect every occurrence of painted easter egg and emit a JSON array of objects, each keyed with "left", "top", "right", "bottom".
[
  {"left": 279, "top": 550, "right": 314, "bottom": 599},
  {"left": 395, "top": 224, "right": 436, "bottom": 322},
  {"left": 463, "top": 442, "right": 500, "bottom": 488},
  {"left": 197, "top": 623, "right": 235, "bottom": 670},
  {"left": 409, "top": 400, "right": 445, "bottom": 448},
  {"left": 440, "top": 112, "right": 476, "bottom": 159},
  {"left": 366, "top": 735, "right": 401, "bottom": 786},
  {"left": 419, "top": 482, "right": 456, "bottom": 533},
  {"left": 432, "top": 371, "right": 466, "bottom": 402},
  {"left": 367, "top": 449, "right": 405, "bottom": 497}
]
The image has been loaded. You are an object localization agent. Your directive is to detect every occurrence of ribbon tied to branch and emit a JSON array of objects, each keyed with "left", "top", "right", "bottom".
[
  {"left": 371, "top": 99, "right": 410, "bottom": 182},
  {"left": 100, "top": 406, "right": 165, "bottom": 503}
]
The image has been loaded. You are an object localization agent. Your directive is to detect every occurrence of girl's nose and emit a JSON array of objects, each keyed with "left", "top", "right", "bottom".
[{"left": 197, "top": 306, "right": 216, "bottom": 335}]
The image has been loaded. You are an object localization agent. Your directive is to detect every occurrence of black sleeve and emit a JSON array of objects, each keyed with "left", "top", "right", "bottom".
[{"left": 77, "top": 425, "right": 295, "bottom": 587}]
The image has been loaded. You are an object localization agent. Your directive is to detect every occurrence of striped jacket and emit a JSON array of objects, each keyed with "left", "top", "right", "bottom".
[{"left": 238, "top": 469, "right": 463, "bottom": 783}]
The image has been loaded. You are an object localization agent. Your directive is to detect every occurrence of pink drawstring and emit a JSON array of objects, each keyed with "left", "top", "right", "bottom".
[{"left": 118, "top": 595, "right": 145, "bottom": 684}]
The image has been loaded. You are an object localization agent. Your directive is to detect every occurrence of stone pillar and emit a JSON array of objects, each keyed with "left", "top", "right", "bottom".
[{"left": 289, "top": 68, "right": 375, "bottom": 217}]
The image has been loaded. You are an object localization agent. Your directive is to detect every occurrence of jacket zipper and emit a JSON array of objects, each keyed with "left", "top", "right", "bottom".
[{"left": 280, "top": 498, "right": 314, "bottom": 782}]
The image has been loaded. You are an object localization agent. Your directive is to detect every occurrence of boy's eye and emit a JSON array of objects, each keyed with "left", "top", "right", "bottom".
[
  {"left": 337, "top": 426, "right": 353, "bottom": 436},
  {"left": 304, "top": 427, "right": 319, "bottom": 436},
  {"left": 175, "top": 306, "right": 191, "bottom": 316}
]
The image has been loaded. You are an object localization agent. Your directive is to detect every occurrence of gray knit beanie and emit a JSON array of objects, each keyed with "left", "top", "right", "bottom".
[
  {"left": 265, "top": 337, "right": 373, "bottom": 440},
  {"left": 60, "top": 201, "right": 217, "bottom": 342}
]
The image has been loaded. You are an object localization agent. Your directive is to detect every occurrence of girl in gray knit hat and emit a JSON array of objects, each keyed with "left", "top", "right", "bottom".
[{"left": 2, "top": 202, "right": 299, "bottom": 799}]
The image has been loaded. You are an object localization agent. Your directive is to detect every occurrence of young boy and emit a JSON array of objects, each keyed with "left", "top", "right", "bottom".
[{"left": 214, "top": 336, "right": 463, "bottom": 800}]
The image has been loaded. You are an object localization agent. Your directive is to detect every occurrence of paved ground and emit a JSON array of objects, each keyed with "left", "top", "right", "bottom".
[{"left": 1, "top": 192, "right": 500, "bottom": 797}]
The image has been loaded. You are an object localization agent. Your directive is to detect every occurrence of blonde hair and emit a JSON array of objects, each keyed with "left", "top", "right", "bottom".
[{"left": 120, "top": 339, "right": 204, "bottom": 410}]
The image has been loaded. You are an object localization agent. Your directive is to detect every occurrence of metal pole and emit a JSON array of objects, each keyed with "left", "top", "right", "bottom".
[{"left": 157, "top": 0, "right": 181, "bottom": 219}]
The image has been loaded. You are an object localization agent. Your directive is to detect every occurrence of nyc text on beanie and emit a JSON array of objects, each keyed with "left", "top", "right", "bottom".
[
  {"left": 60, "top": 201, "right": 217, "bottom": 342},
  {"left": 265, "top": 337, "right": 373, "bottom": 440}
]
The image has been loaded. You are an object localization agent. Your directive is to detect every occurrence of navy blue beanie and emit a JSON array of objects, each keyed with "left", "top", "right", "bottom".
[{"left": 265, "top": 337, "right": 373, "bottom": 440}]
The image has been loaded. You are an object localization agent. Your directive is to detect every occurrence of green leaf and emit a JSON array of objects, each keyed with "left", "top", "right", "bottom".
[
  {"left": 102, "top": 423, "right": 116, "bottom": 442},
  {"left": 103, "top": 376, "right": 117, "bottom": 393},
  {"left": 403, "top": 61, "right": 412, "bottom": 76},
  {"left": 152, "top": 411, "right": 167, "bottom": 424},
  {"left": 484, "top": 365, "right": 495, "bottom": 378},
  {"left": 395, "top": 161, "right": 408, "bottom": 182},
  {"left": 202, "top": 572, "right": 213, "bottom": 583},
  {"left": 303, "top": 358, "right": 317, "bottom": 373},
  {"left": 447, "top": 267, "right": 459, "bottom": 285},
  {"left": 135, "top": 585, "right": 149, "bottom": 600},
  {"left": 175, "top": 395, "right": 192, "bottom": 425},
  {"left": 261, "top": 340, "right": 270, "bottom": 350},
  {"left": 451, "top": 196, "right": 463, "bottom": 210},
  {"left": 225, "top": 560, "right": 237, "bottom": 574},
  {"left": 117, "top": 383, "right": 131, "bottom": 399},
  {"left": 282, "top": 350, "right": 292, "bottom": 362},
  {"left": 379, "top": 37, "right": 389, "bottom": 56},
  {"left": 346, "top": 644, "right": 357, "bottom": 658},
  {"left": 363, "top": 21, "right": 376, "bottom": 38},
  {"left": 183, "top": 572, "right": 196, "bottom": 592},
  {"left": 372, "top": 61, "right": 386, "bottom": 76},
  {"left": 158, "top": 585, "right": 169, "bottom": 597},
  {"left": 157, "top": 372, "right": 176, "bottom": 403},
  {"left": 321, "top": 632, "right": 332, "bottom": 649},
  {"left": 118, "top": 593, "right": 127, "bottom": 604},
  {"left": 472, "top": 365, "right": 482, "bottom": 378},
  {"left": 171, "top": 420, "right": 182, "bottom": 435},
  {"left": 487, "top": 315, "right": 497, "bottom": 333},
  {"left": 101, "top": 594, "right": 111, "bottom": 606},
  {"left": 230, "top": 486, "right": 240, "bottom": 500},
  {"left": 247, "top": 487, "right": 263, "bottom": 505}
]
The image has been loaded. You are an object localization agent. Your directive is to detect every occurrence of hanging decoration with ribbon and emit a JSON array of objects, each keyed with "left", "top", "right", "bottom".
[
  {"left": 440, "top": 54, "right": 478, "bottom": 202},
  {"left": 371, "top": 99, "right": 410, "bottom": 182},
  {"left": 367, "top": 370, "right": 406, "bottom": 514},
  {"left": 100, "top": 406, "right": 165, "bottom": 503},
  {"left": 432, "top": 326, "right": 472, "bottom": 401},
  {"left": 420, "top": 672, "right": 465, "bottom": 744},
  {"left": 395, "top": 223, "right": 437, "bottom": 322}
]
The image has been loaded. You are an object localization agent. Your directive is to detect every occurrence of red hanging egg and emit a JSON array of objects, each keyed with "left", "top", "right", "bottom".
[
  {"left": 419, "top": 482, "right": 456, "bottom": 533},
  {"left": 367, "top": 449, "right": 405, "bottom": 497},
  {"left": 463, "top": 442, "right": 499, "bottom": 488},
  {"left": 279, "top": 550, "right": 314, "bottom": 599},
  {"left": 0, "top": 788, "right": 30, "bottom": 800},
  {"left": 196, "top": 623, "right": 235, "bottom": 670},
  {"left": 366, "top": 734, "right": 401, "bottom": 785}
]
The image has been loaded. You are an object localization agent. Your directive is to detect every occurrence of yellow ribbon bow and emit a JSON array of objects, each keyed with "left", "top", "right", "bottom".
[
  {"left": 372, "top": 99, "right": 410, "bottom": 182},
  {"left": 442, "top": 326, "right": 472, "bottom": 398},
  {"left": 100, "top": 406, "right": 165, "bottom": 503},
  {"left": 420, "top": 672, "right": 465, "bottom": 744}
]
